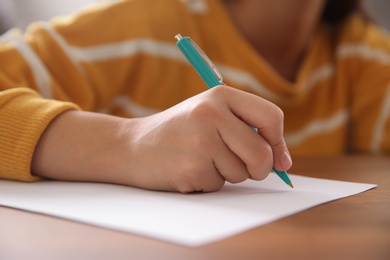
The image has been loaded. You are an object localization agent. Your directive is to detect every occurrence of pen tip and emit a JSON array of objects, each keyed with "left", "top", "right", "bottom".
[{"left": 288, "top": 183, "right": 294, "bottom": 188}]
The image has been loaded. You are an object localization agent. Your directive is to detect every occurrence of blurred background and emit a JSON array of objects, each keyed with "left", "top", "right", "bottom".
[
  {"left": 365, "top": 0, "right": 390, "bottom": 30},
  {"left": 0, "top": 0, "right": 389, "bottom": 34},
  {"left": 0, "top": 0, "right": 101, "bottom": 33}
]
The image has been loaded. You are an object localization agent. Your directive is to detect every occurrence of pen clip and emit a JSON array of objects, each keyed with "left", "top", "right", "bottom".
[
  {"left": 175, "top": 34, "right": 224, "bottom": 85},
  {"left": 188, "top": 38, "right": 224, "bottom": 84}
]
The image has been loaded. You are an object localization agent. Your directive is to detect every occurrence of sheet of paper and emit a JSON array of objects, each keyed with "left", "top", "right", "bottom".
[{"left": 0, "top": 174, "right": 376, "bottom": 247}]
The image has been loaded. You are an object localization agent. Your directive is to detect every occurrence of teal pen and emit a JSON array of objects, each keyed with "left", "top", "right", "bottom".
[{"left": 175, "top": 34, "right": 293, "bottom": 188}]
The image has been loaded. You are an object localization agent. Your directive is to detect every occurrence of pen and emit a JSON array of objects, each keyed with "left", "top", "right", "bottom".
[{"left": 175, "top": 34, "right": 293, "bottom": 188}]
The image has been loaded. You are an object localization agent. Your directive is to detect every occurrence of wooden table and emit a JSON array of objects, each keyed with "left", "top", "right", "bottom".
[{"left": 1, "top": 155, "right": 389, "bottom": 260}]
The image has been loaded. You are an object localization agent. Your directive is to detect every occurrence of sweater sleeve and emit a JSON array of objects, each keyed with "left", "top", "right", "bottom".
[
  {"left": 0, "top": 3, "right": 116, "bottom": 182},
  {"left": 0, "top": 88, "right": 79, "bottom": 181},
  {"left": 0, "top": 1, "right": 160, "bottom": 182}
]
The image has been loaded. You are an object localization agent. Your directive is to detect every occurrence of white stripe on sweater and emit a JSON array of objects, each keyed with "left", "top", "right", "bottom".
[
  {"left": 180, "top": 0, "right": 208, "bottom": 13},
  {"left": 40, "top": 22, "right": 85, "bottom": 74},
  {"left": 216, "top": 64, "right": 282, "bottom": 101},
  {"left": 304, "top": 65, "right": 334, "bottom": 92},
  {"left": 70, "top": 39, "right": 184, "bottom": 62},
  {"left": 0, "top": 30, "right": 52, "bottom": 98},
  {"left": 285, "top": 109, "right": 349, "bottom": 147},
  {"left": 338, "top": 43, "right": 390, "bottom": 64}
]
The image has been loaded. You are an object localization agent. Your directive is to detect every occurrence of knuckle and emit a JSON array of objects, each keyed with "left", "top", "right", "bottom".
[
  {"left": 263, "top": 105, "right": 285, "bottom": 147},
  {"left": 229, "top": 173, "right": 249, "bottom": 184},
  {"left": 176, "top": 185, "right": 195, "bottom": 194},
  {"left": 253, "top": 144, "right": 273, "bottom": 165},
  {"left": 174, "top": 159, "right": 226, "bottom": 193},
  {"left": 187, "top": 86, "right": 234, "bottom": 127},
  {"left": 249, "top": 145, "right": 273, "bottom": 180},
  {"left": 208, "top": 85, "right": 231, "bottom": 97},
  {"left": 188, "top": 99, "right": 221, "bottom": 123},
  {"left": 174, "top": 160, "right": 204, "bottom": 193},
  {"left": 210, "top": 180, "right": 225, "bottom": 191},
  {"left": 268, "top": 105, "right": 284, "bottom": 125},
  {"left": 256, "top": 169, "right": 271, "bottom": 181}
]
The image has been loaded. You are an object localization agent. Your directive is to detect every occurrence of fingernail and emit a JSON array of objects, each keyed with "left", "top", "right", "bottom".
[{"left": 280, "top": 151, "right": 292, "bottom": 169}]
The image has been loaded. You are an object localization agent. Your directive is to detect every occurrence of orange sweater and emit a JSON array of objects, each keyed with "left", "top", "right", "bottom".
[{"left": 1, "top": 0, "right": 390, "bottom": 182}]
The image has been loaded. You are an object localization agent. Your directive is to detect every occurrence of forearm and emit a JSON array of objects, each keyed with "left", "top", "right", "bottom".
[{"left": 31, "top": 110, "right": 136, "bottom": 185}]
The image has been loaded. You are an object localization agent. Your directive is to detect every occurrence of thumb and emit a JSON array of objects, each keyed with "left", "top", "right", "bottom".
[
  {"left": 270, "top": 138, "right": 292, "bottom": 171},
  {"left": 254, "top": 127, "right": 292, "bottom": 171}
]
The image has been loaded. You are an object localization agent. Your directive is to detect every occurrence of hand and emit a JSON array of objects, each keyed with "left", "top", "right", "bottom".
[{"left": 32, "top": 86, "right": 291, "bottom": 192}]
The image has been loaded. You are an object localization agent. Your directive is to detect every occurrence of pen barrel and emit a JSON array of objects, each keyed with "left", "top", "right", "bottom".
[{"left": 176, "top": 37, "right": 221, "bottom": 89}]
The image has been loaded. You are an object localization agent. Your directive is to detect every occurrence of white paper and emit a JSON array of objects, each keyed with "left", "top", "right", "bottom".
[{"left": 0, "top": 174, "right": 376, "bottom": 247}]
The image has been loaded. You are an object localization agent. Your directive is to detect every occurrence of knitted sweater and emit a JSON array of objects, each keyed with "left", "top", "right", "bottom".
[{"left": 1, "top": 0, "right": 390, "bottom": 181}]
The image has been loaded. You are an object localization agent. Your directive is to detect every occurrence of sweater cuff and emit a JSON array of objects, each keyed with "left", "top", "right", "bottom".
[{"left": 0, "top": 88, "right": 80, "bottom": 182}]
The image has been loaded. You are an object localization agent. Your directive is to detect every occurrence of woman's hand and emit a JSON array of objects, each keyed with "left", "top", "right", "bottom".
[{"left": 32, "top": 86, "right": 291, "bottom": 192}]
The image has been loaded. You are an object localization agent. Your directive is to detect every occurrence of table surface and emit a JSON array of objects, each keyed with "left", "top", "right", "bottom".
[{"left": 1, "top": 155, "right": 389, "bottom": 260}]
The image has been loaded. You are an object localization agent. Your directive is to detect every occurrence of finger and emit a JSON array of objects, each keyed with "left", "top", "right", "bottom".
[
  {"left": 188, "top": 161, "right": 226, "bottom": 193},
  {"left": 171, "top": 156, "right": 226, "bottom": 193},
  {"left": 216, "top": 87, "right": 292, "bottom": 171},
  {"left": 211, "top": 131, "right": 250, "bottom": 184},
  {"left": 218, "top": 111, "right": 274, "bottom": 180}
]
